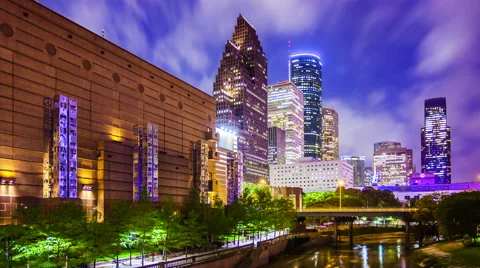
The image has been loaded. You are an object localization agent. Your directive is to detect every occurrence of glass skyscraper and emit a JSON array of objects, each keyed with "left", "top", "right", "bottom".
[
  {"left": 290, "top": 53, "right": 322, "bottom": 159},
  {"left": 421, "top": 97, "right": 451, "bottom": 184},
  {"left": 341, "top": 156, "right": 365, "bottom": 186},
  {"left": 213, "top": 15, "right": 268, "bottom": 184},
  {"left": 321, "top": 108, "right": 339, "bottom": 160},
  {"left": 267, "top": 81, "right": 304, "bottom": 164}
]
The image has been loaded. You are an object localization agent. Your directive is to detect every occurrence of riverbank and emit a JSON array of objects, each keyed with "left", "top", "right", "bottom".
[{"left": 412, "top": 240, "right": 480, "bottom": 268}]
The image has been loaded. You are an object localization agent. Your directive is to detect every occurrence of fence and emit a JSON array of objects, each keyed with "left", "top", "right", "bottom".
[{"left": 141, "top": 243, "right": 255, "bottom": 268}]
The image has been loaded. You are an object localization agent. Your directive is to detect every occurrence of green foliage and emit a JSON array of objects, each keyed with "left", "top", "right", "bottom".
[
  {"left": 1, "top": 185, "right": 299, "bottom": 267},
  {"left": 304, "top": 187, "right": 402, "bottom": 208},
  {"left": 436, "top": 191, "right": 480, "bottom": 240}
]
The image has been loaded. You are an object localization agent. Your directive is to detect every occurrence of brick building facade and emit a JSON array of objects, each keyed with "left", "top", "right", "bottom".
[{"left": 0, "top": 0, "right": 216, "bottom": 224}]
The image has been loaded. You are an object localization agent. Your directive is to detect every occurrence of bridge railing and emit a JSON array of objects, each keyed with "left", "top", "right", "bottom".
[{"left": 298, "top": 207, "right": 417, "bottom": 213}]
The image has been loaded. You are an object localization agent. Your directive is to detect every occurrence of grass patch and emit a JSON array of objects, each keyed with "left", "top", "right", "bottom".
[
  {"left": 417, "top": 240, "right": 480, "bottom": 268},
  {"left": 449, "top": 246, "right": 480, "bottom": 267}
]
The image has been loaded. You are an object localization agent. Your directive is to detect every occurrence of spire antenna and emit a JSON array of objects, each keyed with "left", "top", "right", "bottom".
[{"left": 288, "top": 40, "right": 292, "bottom": 81}]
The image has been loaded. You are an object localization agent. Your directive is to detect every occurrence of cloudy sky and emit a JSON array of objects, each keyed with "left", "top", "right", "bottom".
[{"left": 41, "top": 0, "right": 480, "bottom": 182}]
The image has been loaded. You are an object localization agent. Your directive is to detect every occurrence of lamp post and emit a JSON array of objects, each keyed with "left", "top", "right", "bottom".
[{"left": 338, "top": 180, "right": 345, "bottom": 209}]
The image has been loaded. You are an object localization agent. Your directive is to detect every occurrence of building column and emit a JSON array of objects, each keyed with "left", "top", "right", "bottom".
[{"left": 349, "top": 221, "right": 354, "bottom": 248}]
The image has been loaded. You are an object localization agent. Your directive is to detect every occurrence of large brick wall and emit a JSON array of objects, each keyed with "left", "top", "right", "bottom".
[{"left": 0, "top": 0, "right": 215, "bottom": 222}]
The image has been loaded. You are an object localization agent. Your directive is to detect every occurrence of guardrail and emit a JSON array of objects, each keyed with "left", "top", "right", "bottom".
[
  {"left": 298, "top": 207, "right": 417, "bottom": 213},
  {"left": 141, "top": 243, "right": 255, "bottom": 268}
]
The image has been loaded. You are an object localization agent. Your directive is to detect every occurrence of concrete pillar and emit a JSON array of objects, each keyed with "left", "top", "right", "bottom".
[
  {"left": 333, "top": 220, "right": 338, "bottom": 248},
  {"left": 405, "top": 220, "right": 410, "bottom": 249},
  {"left": 349, "top": 221, "right": 354, "bottom": 248}
]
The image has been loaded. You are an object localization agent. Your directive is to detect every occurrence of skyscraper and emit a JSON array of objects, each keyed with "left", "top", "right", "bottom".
[
  {"left": 373, "top": 145, "right": 413, "bottom": 186},
  {"left": 268, "top": 127, "right": 286, "bottom": 165},
  {"left": 267, "top": 81, "right": 304, "bottom": 164},
  {"left": 374, "top": 141, "right": 402, "bottom": 153},
  {"left": 290, "top": 53, "right": 322, "bottom": 159},
  {"left": 421, "top": 97, "right": 451, "bottom": 184},
  {"left": 213, "top": 15, "right": 268, "bottom": 184},
  {"left": 364, "top": 167, "right": 373, "bottom": 186},
  {"left": 341, "top": 156, "right": 365, "bottom": 186},
  {"left": 321, "top": 108, "right": 339, "bottom": 160}
]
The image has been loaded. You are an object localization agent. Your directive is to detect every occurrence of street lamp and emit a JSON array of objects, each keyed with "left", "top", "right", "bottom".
[
  {"left": 259, "top": 178, "right": 267, "bottom": 185},
  {"left": 338, "top": 180, "right": 345, "bottom": 209}
]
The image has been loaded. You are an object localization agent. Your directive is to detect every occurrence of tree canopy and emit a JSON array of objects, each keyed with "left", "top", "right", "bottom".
[
  {"left": 304, "top": 187, "right": 402, "bottom": 208},
  {"left": 0, "top": 184, "right": 299, "bottom": 267}
]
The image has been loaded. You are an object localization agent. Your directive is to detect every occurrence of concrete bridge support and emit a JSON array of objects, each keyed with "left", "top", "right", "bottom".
[
  {"left": 333, "top": 221, "right": 338, "bottom": 248},
  {"left": 331, "top": 216, "right": 356, "bottom": 249},
  {"left": 405, "top": 219, "right": 410, "bottom": 249},
  {"left": 349, "top": 221, "right": 354, "bottom": 248}
]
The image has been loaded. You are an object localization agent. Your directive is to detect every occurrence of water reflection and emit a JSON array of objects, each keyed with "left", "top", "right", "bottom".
[{"left": 266, "top": 242, "right": 420, "bottom": 268}]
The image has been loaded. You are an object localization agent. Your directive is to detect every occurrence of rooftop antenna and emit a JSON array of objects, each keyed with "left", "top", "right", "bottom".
[
  {"left": 288, "top": 40, "right": 292, "bottom": 81},
  {"left": 102, "top": 29, "right": 105, "bottom": 38}
]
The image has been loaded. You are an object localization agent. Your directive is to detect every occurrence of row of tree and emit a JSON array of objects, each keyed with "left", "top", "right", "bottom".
[
  {"left": 0, "top": 184, "right": 297, "bottom": 268},
  {"left": 412, "top": 191, "right": 480, "bottom": 245},
  {"left": 303, "top": 187, "right": 402, "bottom": 208}
]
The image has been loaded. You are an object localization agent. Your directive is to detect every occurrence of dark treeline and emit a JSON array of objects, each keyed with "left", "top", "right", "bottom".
[
  {"left": 0, "top": 184, "right": 297, "bottom": 268},
  {"left": 412, "top": 191, "right": 480, "bottom": 246}
]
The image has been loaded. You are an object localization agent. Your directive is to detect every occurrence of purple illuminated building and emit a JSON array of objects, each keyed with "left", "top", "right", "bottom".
[
  {"left": 410, "top": 173, "right": 436, "bottom": 185},
  {"left": 421, "top": 97, "right": 451, "bottom": 184}
]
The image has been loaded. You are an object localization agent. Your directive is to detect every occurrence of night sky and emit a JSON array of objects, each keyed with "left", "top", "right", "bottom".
[{"left": 41, "top": 0, "right": 480, "bottom": 182}]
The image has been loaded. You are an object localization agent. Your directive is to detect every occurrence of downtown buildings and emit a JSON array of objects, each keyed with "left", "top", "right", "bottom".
[
  {"left": 213, "top": 15, "right": 268, "bottom": 184},
  {"left": 267, "top": 81, "right": 304, "bottom": 164},
  {"left": 290, "top": 53, "right": 323, "bottom": 159},
  {"left": 268, "top": 127, "right": 286, "bottom": 165},
  {"left": 421, "top": 98, "right": 451, "bottom": 184},
  {"left": 373, "top": 143, "right": 414, "bottom": 186},
  {"left": 341, "top": 156, "right": 365, "bottom": 187},
  {"left": 269, "top": 158, "right": 354, "bottom": 192},
  {"left": 321, "top": 108, "right": 339, "bottom": 160}
]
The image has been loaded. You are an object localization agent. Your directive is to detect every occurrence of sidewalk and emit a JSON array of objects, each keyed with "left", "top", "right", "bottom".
[{"left": 93, "top": 231, "right": 286, "bottom": 267}]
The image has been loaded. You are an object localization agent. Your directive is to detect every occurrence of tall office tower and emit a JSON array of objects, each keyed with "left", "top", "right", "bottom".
[
  {"left": 421, "top": 98, "right": 451, "bottom": 184},
  {"left": 290, "top": 53, "right": 323, "bottom": 159},
  {"left": 373, "top": 146, "right": 413, "bottom": 186},
  {"left": 268, "top": 127, "right": 286, "bottom": 165},
  {"left": 267, "top": 81, "right": 304, "bottom": 164},
  {"left": 374, "top": 141, "right": 402, "bottom": 153},
  {"left": 364, "top": 167, "right": 373, "bottom": 186},
  {"left": 213, "top": 15, "right": 268, "bottom": 183},
  {"left": 341, "top": 156, "right": 365, "bottom": 186},
  {"left": 321, "top": 108, "right": 339, "bottom": 160}
]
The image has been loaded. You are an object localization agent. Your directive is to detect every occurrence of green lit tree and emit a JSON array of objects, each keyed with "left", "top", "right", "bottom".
[
  {"left": 178, "top": 211, "right": 207, "bottom": 257},
  {"left": 105, "top": 200, "right": 133, "bottom": 267},
  {"left": 130, "top": 195, "right": 158, "bottom": 267}
]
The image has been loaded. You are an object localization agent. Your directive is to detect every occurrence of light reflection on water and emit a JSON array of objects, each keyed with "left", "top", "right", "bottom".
[{"left": 266, "top": 242, "right": 420, "bottom": 268}]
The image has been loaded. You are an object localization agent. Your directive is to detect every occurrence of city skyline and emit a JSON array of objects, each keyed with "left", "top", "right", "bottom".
[{"left": 40, "top": 0, "right": 480, "bottom": 182}]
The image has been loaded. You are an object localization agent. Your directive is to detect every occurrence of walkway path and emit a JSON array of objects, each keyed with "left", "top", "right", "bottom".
[{"left": 93, "top": 231, "right": 284, "bottom": 268}]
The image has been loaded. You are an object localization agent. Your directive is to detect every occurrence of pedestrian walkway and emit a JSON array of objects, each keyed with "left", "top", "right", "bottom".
[{"left": 93, "top": 231, "right": 286, "bottom": 268}]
